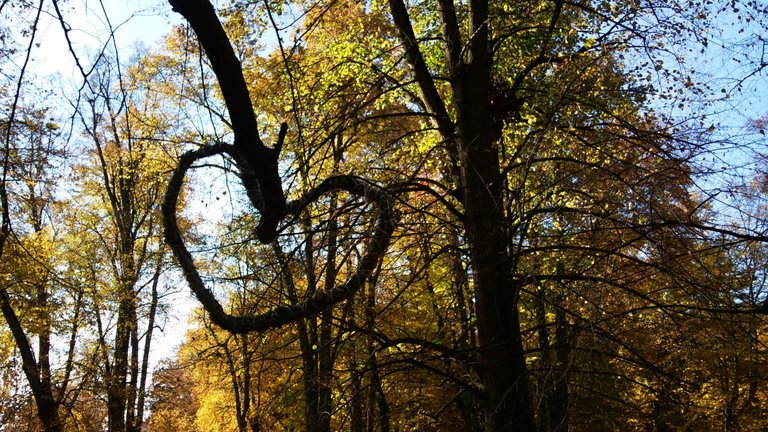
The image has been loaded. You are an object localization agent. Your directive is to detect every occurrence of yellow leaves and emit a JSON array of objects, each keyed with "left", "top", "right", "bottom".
[
  {"left": 195, "top": 389, "right": 238, "bottom": 432},
  {"left": 1, "top": 228, "right": 56, "bottom": 286}
]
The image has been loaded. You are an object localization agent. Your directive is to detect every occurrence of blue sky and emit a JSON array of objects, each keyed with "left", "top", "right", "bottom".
[{"left": 32, "top": 0, "right": 180, "bottom": 77}]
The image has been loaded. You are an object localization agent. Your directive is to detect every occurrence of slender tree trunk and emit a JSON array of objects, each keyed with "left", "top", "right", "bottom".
[
  {"left": 365, "top": 275, "right": 390, "bottom": 432},
  {"left": 317, "top": 191, "right": 339, "bottom": 432},
  {"left": 535, "top": 286, "right": 553, "bottom": 432},
  {"left": 450, "top": 230, "right": 482, "bottom": 432},
  {"left": 0, "top": 289, "right": 62, "bottom": 432},
  {"left": 317, "top": 311, "right": 333, "bottom": 432},
  {"left": 551, "top": 296, "right": 569, "bottom": 432},
  {"left": 349, "top": 356, "right": 365, "bottom": 432},
  {"left": 370, "top": 357, "right": 390, "bottom": 432},
  {"left": 298, "top": 322, "right": 321, "bottom": 432},
  {"left": 275, "top": 236, "right": 321, "bottom": 432},
  {"left": 241, "top": 334, "right": 252, "bottom": 432},
  {"left": 724, "top": 371, "right": 739, "bottom": 432},
  {"left": 135, "top": 267, "right": 160, "bottom": 431},
  {"left": 126, "top": 305, "right": 140, "bottom": 432},
  {"left": 37, "top": 283, "right": 53, "bottom": 397},
  {"left": 290, "top": 228, "right": 322, "bottom": 432}
]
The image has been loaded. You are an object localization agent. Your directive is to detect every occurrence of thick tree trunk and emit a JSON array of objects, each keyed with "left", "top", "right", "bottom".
[
  {"left": 459, "top": 132, "right": 536, "bottom": 432},
  {"left": 385, "top": 0, "right": 536, "bottom": 427},
  {"left": 455, "top": 54, "right": 536, "bottom": 432},
  {"left": 454, "top": 79, "right": 535, "bottom": 432},
  {"left": 108, "top": 246, "right": 137, "bottom": 432}
]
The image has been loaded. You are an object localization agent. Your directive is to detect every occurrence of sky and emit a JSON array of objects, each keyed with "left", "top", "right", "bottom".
[
  {"left": 25, "top": 1, "right": 192, "bottom": 364},
  {"left": 32, "top": 0, "right": 180, "bottom": 78}
]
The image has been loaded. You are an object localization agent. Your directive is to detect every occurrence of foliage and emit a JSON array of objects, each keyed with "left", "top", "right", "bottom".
[{"left": 0, "top": 0, "right": 767, "bottom": 432}]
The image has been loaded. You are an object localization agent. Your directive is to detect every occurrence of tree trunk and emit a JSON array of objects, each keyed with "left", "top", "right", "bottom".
[
  {"left": 317, "top": 190, "right": 339, "bottom": 432},
  {"left": 454, "top": 61, "right": 536, "bottom": 432},
  {"left": 275, "top": 236, "right": 322, "bottom": 432},
  {"left": 108, "top": 293, "right": 132, "bottom": 432},
  {"left": 126, "top": 303, "right": 140, "bottom": 432},
  {"left": 0, "top": 289, "right": 62, "bottom": 432},
  {"left": 385, "top": 0, "right": 536, "bottom": 427},
  {"left": 349, "top": 357, "right": 365, "bottom": 432},
  {"left": 108, "top": 247, "right": 138, "bottom": 432},
  {"left": 365, "top": 274, "right": 390, "bottom": 432},
  {"left": 535, "top": 287, "right": 553, "bottom": 432},
  {"left": 450, "top": 230, "right": 482, "bottom": 432},
  {"left": 551, "top": 297, "right": 569, "bottom": 432},
  {"left": 459, "top": 133, "right": 536, "bottom": 432},
  {"left": 135, "top": 267, "right": 160, "bottom": 431},
  {"left": 241, "top": 334, "right": 252, "bottom": 432}
]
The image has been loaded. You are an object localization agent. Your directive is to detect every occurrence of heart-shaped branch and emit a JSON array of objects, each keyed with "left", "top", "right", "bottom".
[{"left": 162, "top": 145, "right": 396, "bottom": 333}]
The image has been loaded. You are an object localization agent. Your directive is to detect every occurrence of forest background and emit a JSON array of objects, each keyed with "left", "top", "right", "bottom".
[{"left": 1, "top": 0, "right": 768, "bottom": 431}]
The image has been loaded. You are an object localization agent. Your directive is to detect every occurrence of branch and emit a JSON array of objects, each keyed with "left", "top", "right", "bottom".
[
  {"left": 168, "top": 0, "right": 262, "bottom": 149},
  {"left": 162, "top": 145, "right": 396, "bottom": 333},
  {"left": 168, "top": 0, "right": 286, "bottom": 242},
  {"left": 387, "top": 0, "right": 455, "bottom": 140}
]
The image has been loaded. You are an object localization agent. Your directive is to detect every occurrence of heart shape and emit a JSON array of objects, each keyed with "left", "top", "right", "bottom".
[{"left": 162, "top": 143, "right": 396, "bottom": 333}]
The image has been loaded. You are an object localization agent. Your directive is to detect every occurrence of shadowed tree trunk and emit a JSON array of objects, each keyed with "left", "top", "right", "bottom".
[
  {"left": 0, "top": 290, "right": 63, "bottom": 432},
  {"left": 386, "top": 0, "right": 536, "bottom": 428}
]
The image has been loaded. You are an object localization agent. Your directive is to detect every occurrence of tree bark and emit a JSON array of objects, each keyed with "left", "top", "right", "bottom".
[
  {"left": 349, "top": 356, "right": 364, "bottom": 432},
  {"left": 126, "top": 302, "right": 140, "bottom": 432},
  {"left": 385, "top": 0, "right": 537, "bottom": 428},
  {"left": 135, "top": 266, "right": 160, "bottom": 431},
  {"left": 317, "top": 190, "right": 340, "bottom": 432},
  {"left": 456, "top": 90, "right": 536, "bottom": 432},
  {"left": 551, "top": 297, "right": 569, "bottom": 432},
  {"left": 108, "top": 292, "right": 132, "bottom": 432},
  {"left": 365, "top": 273, "right": 390, "bottom": 432},
  {"left": 0, "top": 289, "right": 62, "bottom": 432}
]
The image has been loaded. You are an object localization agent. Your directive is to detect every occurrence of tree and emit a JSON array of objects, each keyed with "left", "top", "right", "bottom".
[
  {"left": 0, "top": 105, "right": 73, "bottom": 432},
  {"left": 145, "top": 359, "right": 200, "bottom": 432},
  {"left": 2, "top": 0, "right": 766, "bottom": 430},
  {"left": 153, "top": 0, "right": 768, "bottom": 431},
  {"left": 72, "top": 54, "right": 178, "bottom": 432}
]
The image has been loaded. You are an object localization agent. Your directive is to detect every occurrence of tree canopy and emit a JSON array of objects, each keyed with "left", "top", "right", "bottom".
[{"left": 0, "top": 0, "right": 767, "bottom": 431}]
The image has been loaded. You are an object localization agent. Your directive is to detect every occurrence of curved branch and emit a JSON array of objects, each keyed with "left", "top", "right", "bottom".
[
  {"left": 169, "top": 0, "right": 286, "bottom": 242},
  {"left": 162, "top": 146, "right": 396, "bottom": 334}
]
